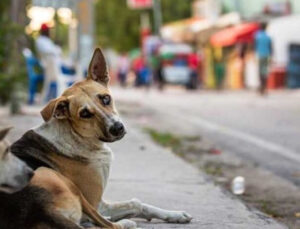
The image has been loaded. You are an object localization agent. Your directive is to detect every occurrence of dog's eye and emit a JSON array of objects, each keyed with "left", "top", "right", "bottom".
[
  {"left": 80, "top": 109, "right": 94, "bottom": 119},
  {"left": 99, "top": 94, "right": 111, "bottom": 106}
]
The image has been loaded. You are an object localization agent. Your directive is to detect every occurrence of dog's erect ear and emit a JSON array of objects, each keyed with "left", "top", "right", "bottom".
[
  {"left": 41, "top": 97, "right": 69, "bottom": 122},
  {"left": 88, "top": 48, "right": 109, "bottom": 85},
  {"left": 0, "top": 126, "right": 12, "bottom": 141}
]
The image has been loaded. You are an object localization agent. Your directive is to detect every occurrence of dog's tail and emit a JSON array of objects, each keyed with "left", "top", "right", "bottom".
[
  {"left": 79, "top": 192, "right": 121, "bottom": 229},
  {"left": 55, "top": 169, "right": 120, "bottom": 229}
]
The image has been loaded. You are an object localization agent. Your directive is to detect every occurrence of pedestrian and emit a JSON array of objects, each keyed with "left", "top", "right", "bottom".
[
  {"left": 156, "top": 60, "right": 165, "bottom": 90},
  {"left": 188, "top": 52, "right": 199, "bottom": 89},
  {"left": 255, "top": 23, "right": 272, "bottom": 95},
  {"left": 117, "top": 52, "right": 130, "bottom": 87},
  {"left": 36, "top": 24, "right": 62, "bottom": 58},
  {"left": 133, "top": 55, "right": 145, "bottom": 87},
  {"left": 214, "top": 47, "right": 225, "bottom": 90},
  {"left": 237, "top": 43, "right": 248, "bottom": 87},
  {"left": 35, "top": 23, "right": 62, "bottom": 102}
]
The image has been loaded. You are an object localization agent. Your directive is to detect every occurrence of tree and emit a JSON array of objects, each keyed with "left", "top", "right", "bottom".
[
  {"left": 95, "top": 0, "right": 194, "bottom": 52},
  {"left": 161, "top": 0, "right": 193, "bottom": 23},
  {"left": 95, "top": 0, "right": 141, "bottom": 52},
  {"left": 0, "top": 0, "right": 27, "bottom": 104}
]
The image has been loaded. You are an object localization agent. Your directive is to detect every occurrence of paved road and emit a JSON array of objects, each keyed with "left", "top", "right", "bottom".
[{"left": 113, "top": 88, "right": 300, "bottom": 186}]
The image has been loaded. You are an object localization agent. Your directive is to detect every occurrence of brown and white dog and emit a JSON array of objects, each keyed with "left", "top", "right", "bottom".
[
  {"left": 0, "top": 126, "right": 33, "bottom": 193},
  {"left": 11, "top": 48, "right": 192, "bottom": 228},
  {"left": 0, "top": 127, "right": 88, "bottom": 229}
]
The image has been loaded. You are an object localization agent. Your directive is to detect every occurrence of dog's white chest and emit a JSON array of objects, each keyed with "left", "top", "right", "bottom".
[
  {"left": 89, "top": 147, "right": 113, "bottom": 192},
  {"left": 89, "top": 159, "right": 110, "bottom": 191}
]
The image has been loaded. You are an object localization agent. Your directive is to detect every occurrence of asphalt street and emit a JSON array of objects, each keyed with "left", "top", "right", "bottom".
[{"left": 113, "top": 88, "right": 300, "bottom": 186}]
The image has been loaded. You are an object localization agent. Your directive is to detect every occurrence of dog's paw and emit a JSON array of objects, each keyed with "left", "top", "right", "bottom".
[
  {"left": 117, "top": 219, "right": 137, "bottom": 229},
  {"left": 165, "top": 211, "right": 192, "bottom": 224}
]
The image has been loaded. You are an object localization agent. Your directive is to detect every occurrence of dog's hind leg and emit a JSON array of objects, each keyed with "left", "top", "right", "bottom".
[
  {"left": 99, "top": 199, "right": 192, "bottom": 224},
  {"left": 32, "top": 210, "right": 85, "bottom": 229}
]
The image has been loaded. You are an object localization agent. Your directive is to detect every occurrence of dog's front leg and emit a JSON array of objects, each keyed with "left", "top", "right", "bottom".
[{"left": 99, "top": 199, "right": 192, "bottom": 224}]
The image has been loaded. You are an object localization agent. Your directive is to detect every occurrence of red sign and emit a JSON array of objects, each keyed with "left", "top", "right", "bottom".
[{"left": 127, "top": 0, "right": 153, "bottom": 9}]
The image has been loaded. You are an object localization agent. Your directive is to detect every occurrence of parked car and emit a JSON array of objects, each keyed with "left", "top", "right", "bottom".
[{"left": 159, "top": 43, "right": 198, "bottom": 89}]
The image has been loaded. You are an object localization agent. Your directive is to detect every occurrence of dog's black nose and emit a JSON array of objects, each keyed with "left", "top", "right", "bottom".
[{"left": 109, "top": 122, "right": 125, "bottom": 136}]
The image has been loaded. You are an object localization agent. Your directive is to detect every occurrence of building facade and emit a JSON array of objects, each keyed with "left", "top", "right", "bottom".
[{"left": 222, "top": 0, "right": 300, "bottom": 17}]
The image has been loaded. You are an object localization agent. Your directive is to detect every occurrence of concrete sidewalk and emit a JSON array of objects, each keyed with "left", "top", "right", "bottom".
[
  {"left": 106, "top": 124, "right": 286, "bottom": 229},
  {"left": 2, "top": 112, "right": 286, "bottom": 229}
]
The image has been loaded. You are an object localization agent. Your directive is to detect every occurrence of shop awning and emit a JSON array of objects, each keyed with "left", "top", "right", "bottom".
[
  {"left": 210, "top": 22, "right": 260, "bottom": 47},
  {"left": 161, "top": 13, "right": 241, "bottom": 44}
]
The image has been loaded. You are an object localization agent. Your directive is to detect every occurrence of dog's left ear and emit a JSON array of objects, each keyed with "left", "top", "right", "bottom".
[
  {"left": 88, "top": 48, "right": 109, "bottom": 85},
  {"left": 0, "top": 126, "right": 12, "bottom": 141},
  {"left": 41, "top": 97, "right": 69, "bottom": 122}
]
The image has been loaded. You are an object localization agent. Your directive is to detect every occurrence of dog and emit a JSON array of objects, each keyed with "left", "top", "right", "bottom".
[
  {"left": 0, "top": 126, "right": 89, "bottom": 229},
  {"left": 0, "top": 126, "right": 33, "bottom": 193},
  {"left": 11, "top": 48, "right": 192, "bottom": 228}
]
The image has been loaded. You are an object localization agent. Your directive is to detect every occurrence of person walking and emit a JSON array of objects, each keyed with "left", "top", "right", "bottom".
[
  {"left": 156, "top": 60, "right": 165, "bottom": 90},
  {"left": 188, "top": 52, "right": 199, "bottom": 89},
  {"left": 255, "top": 23, "right": 272, "bottom": 95},
  {"left": 36, "top": 24, "right": 62, "bottom": 57},
  {"left": 117, "top": 53, "right": 130, "bottom": 87},
  {"left": 35, "top": 24, "right": 62, "bottom": 102}
]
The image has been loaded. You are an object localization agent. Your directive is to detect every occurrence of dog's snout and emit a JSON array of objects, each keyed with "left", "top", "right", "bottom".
[{"left": 109, "top": 122, "right": 125, "bottom": 137}]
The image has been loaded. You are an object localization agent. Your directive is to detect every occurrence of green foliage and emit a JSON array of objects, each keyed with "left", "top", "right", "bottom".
[
  {"left": 95, "top": 0, "right": 141, "bottom": 52},
  {"left": 0, "top": 0, "right": 27, "bottom": 104},
  {"left": 161, "top": 0, "right": 193, "bottom": 23},
  {"left": 95, "top": 0, "right": 193, "bottom": 52}
]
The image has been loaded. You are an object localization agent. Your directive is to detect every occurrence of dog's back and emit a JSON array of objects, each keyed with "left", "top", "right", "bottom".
[
  {"left": 0, "top": 127, "right": 34, "bottom": 193},
  {"left": 0, "top": 127, "right": 82, "bottom": 229}
]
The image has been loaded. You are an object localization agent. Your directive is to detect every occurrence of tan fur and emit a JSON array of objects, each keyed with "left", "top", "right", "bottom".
[
  {"left": 31, "top": 167, "right": 120, "bottom": 229},
  {"left": 49, "top": 153, "right": 103, "bottom": 208}
]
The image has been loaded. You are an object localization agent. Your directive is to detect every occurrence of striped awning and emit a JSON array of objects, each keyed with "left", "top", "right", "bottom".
[{"left": 32, "top": 0, "right": 78, "bottom": 9}]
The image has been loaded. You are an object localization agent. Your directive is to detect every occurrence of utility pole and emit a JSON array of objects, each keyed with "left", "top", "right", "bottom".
[
  {"left": 77, "top": 0, "right": 94, "bottom": 74},
  {"left": 153, "top": 0, "right": 162, "bottom": 36}
]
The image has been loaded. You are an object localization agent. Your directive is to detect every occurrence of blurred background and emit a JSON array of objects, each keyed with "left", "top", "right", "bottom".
[
  {"left": 1, "top": 0, "right": 300, "bottom": 102},
  {"left": 0, "top": 0, "right": 300, "bottom": 228}
]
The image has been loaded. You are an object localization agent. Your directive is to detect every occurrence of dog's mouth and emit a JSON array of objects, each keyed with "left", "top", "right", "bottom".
[
  {"left": 0, "top": 183, "right": 23, "bottom": 194},
  {"left": 99, "top": 130, "right": 127, "bottom": 143}
]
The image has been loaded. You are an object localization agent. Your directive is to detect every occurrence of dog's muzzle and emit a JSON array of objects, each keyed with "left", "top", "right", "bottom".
[{"left": 109, "top": 121, "right": 125, "bottom": 137}]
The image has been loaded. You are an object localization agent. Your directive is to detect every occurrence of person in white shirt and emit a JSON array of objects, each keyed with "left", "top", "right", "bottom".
[
  {"left": 35, "top": 24, "right": 62, "bottom": 102},
  {"left": 117, "top": 53, "right": 130, "bottom": 87},
  {"left": 36, "top": 24, "right": 61, "bottom": 57}
]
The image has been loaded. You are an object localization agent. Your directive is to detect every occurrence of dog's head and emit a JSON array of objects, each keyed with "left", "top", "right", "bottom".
[
  {"left": 41, "top": 48, "right": 126, "bottom": 143},
  {"left": 0, "top": 127, "right": 34, "bottom": 193}
]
